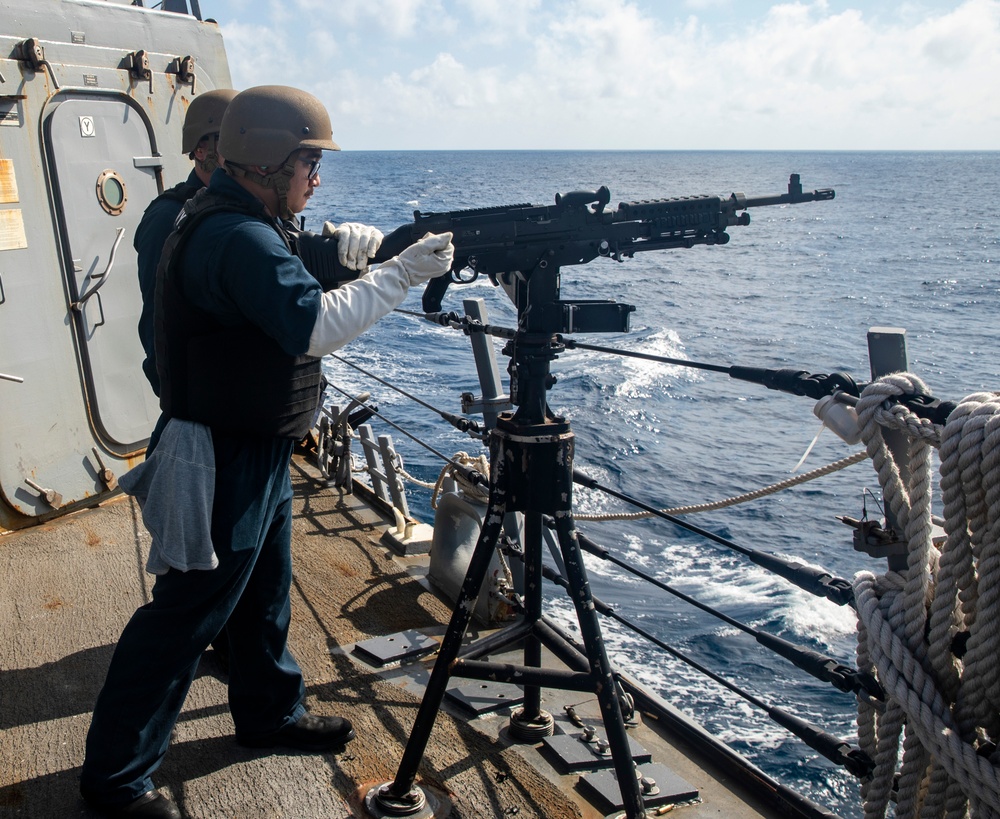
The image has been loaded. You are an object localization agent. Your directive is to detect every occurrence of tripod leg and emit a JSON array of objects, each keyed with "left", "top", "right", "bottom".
[
  {"left": 553, "top": 512, "right": 646, "bottom": 818},
  {"left": 375, "top": 450, "right": 509, "bottom": 808},
  {"left": 522, "top": 511, "right": 543, "bottom": 718},
  {"left": 504, "top": 510, "right": 557, "bottom": 741}
]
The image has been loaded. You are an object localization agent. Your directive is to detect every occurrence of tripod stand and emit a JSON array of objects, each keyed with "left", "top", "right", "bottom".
[{"left": 368, "top": 261, "right": 647, "bottom": 818}]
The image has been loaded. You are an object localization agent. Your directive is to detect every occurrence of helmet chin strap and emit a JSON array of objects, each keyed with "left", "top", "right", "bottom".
[
  {"left": 198, "top": 154, "right": 220, "bottom": 175},
  {"left": 224, "top": 156, "right": 298, "bottom": 220},
  {"left": 196, "top": 135, "right": 221, "bottom": 176}
]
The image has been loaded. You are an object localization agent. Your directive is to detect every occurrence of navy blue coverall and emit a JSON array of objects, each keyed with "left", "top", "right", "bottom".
[{"left": 80, "top": 170, "right": 326, "bottom": 806}]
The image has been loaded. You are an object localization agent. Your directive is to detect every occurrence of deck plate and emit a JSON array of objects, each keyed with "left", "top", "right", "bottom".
[
  {"left": 351, "top": 629, "right": 438, "bottom": 667},
  {"left": 542, "top": 731, "right": 652, "bottom": 772},
  {"left": 577, "top": 762, "right": 699, "bottom": 813},
  {"left": 445, "top": 681, "right": 525, "bottom": 715}
]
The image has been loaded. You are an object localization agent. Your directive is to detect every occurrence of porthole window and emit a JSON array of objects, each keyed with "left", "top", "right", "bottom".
[{"left": 96, "top": 169, "right": 127, "bottom": 216}]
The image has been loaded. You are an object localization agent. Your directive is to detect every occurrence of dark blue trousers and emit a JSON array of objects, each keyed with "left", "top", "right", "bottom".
[{"left": 80, "top": 434, "right": 305, "bottom": 805}]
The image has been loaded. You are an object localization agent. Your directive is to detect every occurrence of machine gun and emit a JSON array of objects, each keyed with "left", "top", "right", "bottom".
[{"left": 293, "top": 174, "right": 834, "bottom": 333}]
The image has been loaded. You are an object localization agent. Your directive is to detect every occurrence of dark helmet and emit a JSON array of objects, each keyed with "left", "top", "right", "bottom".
[
  {"left": 181, "top": 88, "right": 238, "bottom": 154},
  {"left": 218, "top": 85, "right": 340, "bottom": 168}
]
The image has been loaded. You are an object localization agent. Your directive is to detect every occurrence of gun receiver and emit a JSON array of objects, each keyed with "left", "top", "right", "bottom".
[{"left": 293, "top": 174, "right": 834, "bottom": 332}]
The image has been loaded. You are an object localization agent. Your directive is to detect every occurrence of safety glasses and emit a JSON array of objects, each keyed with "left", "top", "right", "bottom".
[{"left": 301, "top": 156, "right": 322, "bottom": 181}]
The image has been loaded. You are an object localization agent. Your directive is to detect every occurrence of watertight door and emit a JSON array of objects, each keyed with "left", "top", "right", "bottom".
[{"left": 44, "top": 91, "right": 161, "bottom": 450}]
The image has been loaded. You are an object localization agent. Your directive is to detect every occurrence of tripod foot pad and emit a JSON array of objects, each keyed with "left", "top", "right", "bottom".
[
  {"left": 365, "top": 782, "right": 440, "bottom": 818},
  {"left": 508, "top": 707, "right": 555, "bottom": 742}
]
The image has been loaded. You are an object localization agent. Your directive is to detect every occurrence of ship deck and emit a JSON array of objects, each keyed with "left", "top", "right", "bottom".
[{"left": 1, "top": 457, "right": 806, "bottom": 818}]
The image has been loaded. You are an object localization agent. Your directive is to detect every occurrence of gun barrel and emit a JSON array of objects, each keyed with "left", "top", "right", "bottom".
[
  {"left": 740, "top": 188, "right": 836, "bottom": 208},
  {"left": 617, "top": 176, "right": 833, "bottom": 223},
  {"left": 739, "top": 174, "right": 836, "bottom": 208}
]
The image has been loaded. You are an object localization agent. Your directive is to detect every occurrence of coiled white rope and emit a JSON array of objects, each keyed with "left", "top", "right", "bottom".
[
  {"left": 853, "top": 375, "right": 1000, "bottom": 818},
  {"left": 428, "top": 451, "right": 491, "bottom": 509}
]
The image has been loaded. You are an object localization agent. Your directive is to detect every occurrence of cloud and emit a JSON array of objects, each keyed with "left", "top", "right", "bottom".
[
  {"left": 290, "top": 0, "right": 447, "bottom": 38},
  {"left": 219, "top": 19, "right": 299, "bottom": 88},
  {"left": 217, "top": 0, "right": 1000, "bottom": 149},
  {"left": 455, "top": 0, "right": 543, "bottom": 44},
  {"left": 721, "top": 0, "right": 1000, "bottom": 145},
  {"left": 684, "top": 0, "right": 733, "bottom": 9}
]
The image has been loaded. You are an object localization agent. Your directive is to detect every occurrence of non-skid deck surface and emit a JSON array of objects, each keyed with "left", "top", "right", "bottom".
[{"left": 0, "top": 462, "right": 581, "bottom": 818}]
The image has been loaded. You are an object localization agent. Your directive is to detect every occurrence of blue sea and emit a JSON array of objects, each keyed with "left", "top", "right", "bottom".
[{"left": 308, "top": 150, "right": 999, "bottom": 818}]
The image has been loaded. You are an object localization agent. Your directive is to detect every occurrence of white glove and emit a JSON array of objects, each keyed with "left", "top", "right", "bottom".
[
  {"left": 394, "top": 232, "right": 454, "bottom": 286},
  {"left": 322, "top": 221, "right": 383, "bottom": 271},
  {"left": 305, "top": 231, "right": 454, "bottom": 357}
]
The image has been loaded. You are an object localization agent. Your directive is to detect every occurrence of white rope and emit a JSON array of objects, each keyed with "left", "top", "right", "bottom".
[
  {"left": 395, "top": 465, "right": 438, "bottom": 490},
  {"left": 429, "top": 451, "right": 491, "bottom": 510},
  {"left": 573, "top": 450, "right": 868, "bottom": 521},
  {"left": 853, "top": 376, "right": 1000, "bottom": 818},
  {"left": 385, "top": 450, "right": 488, "bottom": 500}
]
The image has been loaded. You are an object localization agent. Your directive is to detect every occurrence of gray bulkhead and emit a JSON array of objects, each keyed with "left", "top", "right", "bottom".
[{"left": 0, "top": 0, "right": 231, "bottom": 529}]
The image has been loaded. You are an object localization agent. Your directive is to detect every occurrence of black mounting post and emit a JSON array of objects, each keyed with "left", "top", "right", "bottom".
[{"left": 368, "top": 264, "right": 646, "bottom": 818}]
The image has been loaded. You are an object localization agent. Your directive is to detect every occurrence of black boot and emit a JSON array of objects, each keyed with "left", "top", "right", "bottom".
[
  {"left": 237, "top": 711, "right": 355, "bottom": 752},
  {"left": 83, "top": 789, "right": 181, "bottom": 819}
]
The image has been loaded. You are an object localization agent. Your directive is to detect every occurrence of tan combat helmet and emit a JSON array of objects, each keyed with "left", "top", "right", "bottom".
[
  {"left": 182, "top": 88, "right": 239, "bottom": 153},
  {"left": 218, "top": 85, "right": 339, "bottom": 218},
  {"left": 182, "top": 88, "right": 238, "bottom": 175}
]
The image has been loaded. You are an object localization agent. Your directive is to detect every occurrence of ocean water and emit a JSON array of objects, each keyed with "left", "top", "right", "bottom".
[{"left": 308, "top": 150, "right": 999, "bottom": 818}]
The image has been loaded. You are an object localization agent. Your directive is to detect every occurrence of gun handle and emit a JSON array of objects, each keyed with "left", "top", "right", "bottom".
[{"left": 421, "top": 272, "right": 452, "bottom": 313}]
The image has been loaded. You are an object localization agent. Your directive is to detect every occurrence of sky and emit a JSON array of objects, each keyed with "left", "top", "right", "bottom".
[{"left": 202, "top": 0, "right": 1000, "bottom": 151}]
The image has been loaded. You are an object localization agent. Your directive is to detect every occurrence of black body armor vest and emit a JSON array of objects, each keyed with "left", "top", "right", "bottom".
[{"left": 153, "top": 190, "right": 322, "bottom": 439}]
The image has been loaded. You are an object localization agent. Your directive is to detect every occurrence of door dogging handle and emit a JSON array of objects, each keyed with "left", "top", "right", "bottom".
[
  {"left": 24, "top": 478, "right": 62, "bottom": 508},
  {"left": 72, "top": 227, "right": 126, "bottom": 311},
  {"left": 91, "top": 447, "right": 118, "bottom": 491}
]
